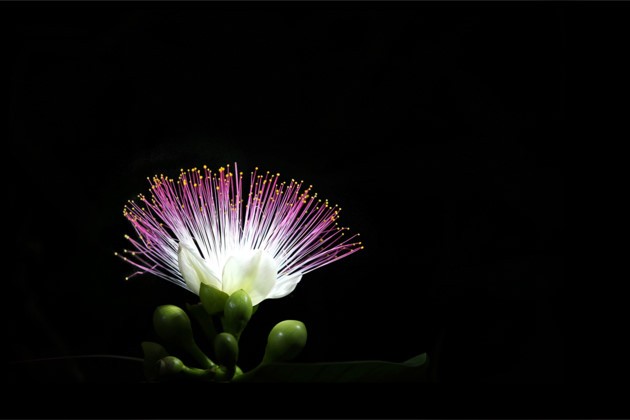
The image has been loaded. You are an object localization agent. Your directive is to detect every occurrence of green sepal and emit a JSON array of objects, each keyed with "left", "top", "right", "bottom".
[{"left": 200, "top": 283, "right": 229, "bottom": 315}]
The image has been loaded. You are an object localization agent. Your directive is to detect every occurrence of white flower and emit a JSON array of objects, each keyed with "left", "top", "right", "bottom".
[{"left": 119, "top": 164, "right": 362, "bottom": 306}]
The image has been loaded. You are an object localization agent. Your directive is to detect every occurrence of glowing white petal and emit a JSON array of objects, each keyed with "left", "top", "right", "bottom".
[
  {"left": 266, "top": 274, "right": 303, "bottom": 299},
  {"left": 178, "top": 243, "right": 221, "bottom": 294},
  {"left": 222, "top": 250, "right": 277, "bottom": 306}
]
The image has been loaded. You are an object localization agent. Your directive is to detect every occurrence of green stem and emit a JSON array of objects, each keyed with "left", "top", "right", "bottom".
[
  {"left": 184, "top": 342, "right": 216, "bottom": 369},
  {"left": 219, "top": 366, "right": 236, "bottom": 381},
  {"left": 181, "top": 366, "right": 214, "bottom": 379},
  {"left": 231, "top": 365, "right": 259, "bottom": 382},
  {"left": 186, "top": 303, "right": 218, "bottom": 342},
  {"left": 9, "top": 355, "right": 144, "bottom": 365}
]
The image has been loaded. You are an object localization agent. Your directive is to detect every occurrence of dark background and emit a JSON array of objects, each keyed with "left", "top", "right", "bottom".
[{"left": 6, "top": 1, "right": 564, "bottom": 417}]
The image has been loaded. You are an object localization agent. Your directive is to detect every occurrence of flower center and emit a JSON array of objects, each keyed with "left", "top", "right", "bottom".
[
  {"left": 178, "top": 243, "right": 278, "bottom": 306},
  {"left": 220, "top": 249, "right": 278, "bottom": 305}
]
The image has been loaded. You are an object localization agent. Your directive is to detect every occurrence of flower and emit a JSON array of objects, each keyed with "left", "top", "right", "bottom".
[{"left": 117, "top": 164, "right": 362, "bottom": 305}]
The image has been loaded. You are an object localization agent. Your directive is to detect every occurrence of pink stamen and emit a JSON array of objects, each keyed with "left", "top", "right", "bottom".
[{"left": 118, "top": 163, "right": 363, "bottom": 291}]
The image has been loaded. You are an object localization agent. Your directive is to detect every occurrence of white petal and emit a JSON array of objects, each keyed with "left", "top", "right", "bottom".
[
  {"left": 221, "top": 250, "right": 277, "bottom": 306},
  {"left": 265, "top": 274, "right": 303, "bottom": 299},
  {"left": 177, "top": 243, "right": 221, "bottom": 294}
]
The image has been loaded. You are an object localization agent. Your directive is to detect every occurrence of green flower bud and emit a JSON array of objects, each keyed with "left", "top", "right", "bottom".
[
  {"left": 153, "top": 305, "right": 214, "bottom": 369},
  {"left": 200, "top": 283, "right": 229, "bottom": 315},
  {"left": 158, "top": 356, "right": 184, "bottom": 376},
  {"left": 153, "top": 305, "right": 194, "bottom": 343},
  {"left": 141, "top": 341, "right": 169, "bottom": 381},
  {"left": 223, "top": 289, "right": 253, "bottom": 339},
  {"left": 214, "top": 332, "right": 239, "bottom": 368},
  {"left": 262, "top": 320, "right": 307, "bottom": 364}
]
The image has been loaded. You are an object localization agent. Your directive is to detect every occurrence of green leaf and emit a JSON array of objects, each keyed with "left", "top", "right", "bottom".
[
  {"left": 235, "top": 353, "right": 429, "bottom": 383},
  {"left": 141, "top": 341, "right": 169, "bottom": 381}
]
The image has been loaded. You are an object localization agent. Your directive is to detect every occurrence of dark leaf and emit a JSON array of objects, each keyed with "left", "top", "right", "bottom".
[{"left": 235, "top": 353, "right": 429, "bottom": 383}]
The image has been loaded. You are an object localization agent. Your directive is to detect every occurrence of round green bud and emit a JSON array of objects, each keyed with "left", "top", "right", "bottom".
[
  {"left": 158, "top": 356, "right": 184, "bottom": 376},
  {"left": 223, "top": 290, "right": 253, "bottom": 339},
  {"left": 262, "top": 320, "right": 307, "bottom": 364},
  {"left": 214, "top": 332, "right": 239, "bottom": 368},
  {"left": 153, "top": 305, "right": 214, "bottom": 369},
  {"left": 153, "top": 305, "right": 194, "bottom": 344}
]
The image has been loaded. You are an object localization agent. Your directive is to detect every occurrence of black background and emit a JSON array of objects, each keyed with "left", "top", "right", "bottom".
[{"left": 7, "top": 1, "right": 565, "bottom": 418}]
